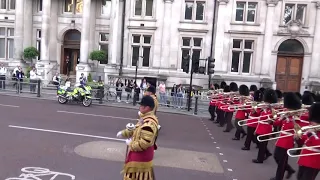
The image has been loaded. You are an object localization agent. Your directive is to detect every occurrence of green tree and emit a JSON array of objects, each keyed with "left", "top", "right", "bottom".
[{"left": 89, "top": 50, "right": 107, "bottom": 64}]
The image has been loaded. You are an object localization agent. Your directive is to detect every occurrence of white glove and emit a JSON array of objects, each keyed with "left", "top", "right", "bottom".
[
  {"left": 116, "top": 131, "right": 123, "bottom": 138},
  {"left": 138, "top": 111, "right": 142, "bottom": 116},
  {"left": 126, "top": 138, "right": 132, "bottom": 145}
]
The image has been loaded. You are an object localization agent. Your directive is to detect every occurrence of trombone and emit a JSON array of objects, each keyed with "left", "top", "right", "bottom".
[
  {"left": 287, "top": 145, "right": 320, "bottom": 157},
  {"left": 237, "top": 106, "right": 280, "bottom": 126}
]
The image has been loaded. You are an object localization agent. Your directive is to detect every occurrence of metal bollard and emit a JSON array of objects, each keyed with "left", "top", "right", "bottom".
[
  {"left": 133, "top": 92, "right": 137, "bottom": 106},
  {"left": 17, "top": 81, "right": 20, "bottom": 94},
  {"left": 37, "top": 80, "right": 41, "bottom": 97},
  {"left": 194, "top": 96, "right": 198, "bottom": 115}
]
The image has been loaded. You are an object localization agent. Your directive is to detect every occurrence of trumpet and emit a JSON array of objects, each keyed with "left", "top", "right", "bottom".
[
  {"left": 277, "top": 108, "right": 308, "bottom": 117},
  {"left": 287, "top": 145, "right": 320, "bottom": 157}
]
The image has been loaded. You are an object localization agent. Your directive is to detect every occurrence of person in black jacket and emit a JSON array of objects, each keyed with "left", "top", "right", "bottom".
[{"left": 15, "top": 67, "right": 24, "bottom": 92}]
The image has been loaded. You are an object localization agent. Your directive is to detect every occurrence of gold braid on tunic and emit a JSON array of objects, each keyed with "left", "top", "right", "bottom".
[{"left": 120, "top": 112, "right": 159, "bottom": 180}]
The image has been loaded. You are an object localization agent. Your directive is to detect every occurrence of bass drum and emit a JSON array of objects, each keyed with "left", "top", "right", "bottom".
[{"left": 82, "top": 97, "right": 92, "bottom": 107}]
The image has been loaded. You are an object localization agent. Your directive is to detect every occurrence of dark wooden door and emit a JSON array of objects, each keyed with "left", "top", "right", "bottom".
[{"left": 275, "top": 56, "right": 303, "bottom": 92}]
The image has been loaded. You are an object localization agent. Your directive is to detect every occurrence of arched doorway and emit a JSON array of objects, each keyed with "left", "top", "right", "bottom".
[
  {"left": 60, "top": 29, "right": 81, "bottom": 75},
  {"left": 275, "top": 39, "right": 304, "bottom": 92}
]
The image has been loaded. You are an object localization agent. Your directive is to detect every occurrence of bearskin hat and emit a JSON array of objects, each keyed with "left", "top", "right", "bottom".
[
  {"left": 311, "top": 92, "right": 316, "bottom": 100},
  {"left": 308, "top": 103, "right": 320, "bottom": 124},
  {"left": 239, "top": 85, "right": 249, "bottom": 96},
  {"left": 275, "top": 90, "right": 283, "bottom": 99},
  {"left": 146, "top": 85, "right": 156, "bottom": 94},
  {"left": 283, "top": 92, "right": 302, "bottom": 110},
  {"left": 314, "top": 94, "right": 320, "bottom": 102},
  {"left": 249, "top": 85, "right": 258, "bottom": 92},
  {"left": 230, "top": 82, "right": 238, "bottom": 92},
  {"left": 259, "top": 87, "right": 265, "bottom": 94},
  {"left": 223, "top": 85, "right": 230, "bottom": 93},
  {"left": 253, "top": 90, "right": 263, "bottom": 102},
  {"left": 220, "top": 81, "right": 227, "bottom": 89},
  {"left": 263, "top": 89, "right": 278, "bottom": 104},
  {"left": 295, "top": 92, "right": 302, "bottom": 99},
  {"left": 214, "top": 83, "right": 220, "bottom": 90},
  {"left": 302, "top": 92, "right": 315, "bottom": 105}
]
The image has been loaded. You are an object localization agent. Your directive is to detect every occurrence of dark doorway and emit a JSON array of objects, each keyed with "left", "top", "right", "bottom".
[{"left": 61, "top": 29, "right": 81, "bottom": 75}]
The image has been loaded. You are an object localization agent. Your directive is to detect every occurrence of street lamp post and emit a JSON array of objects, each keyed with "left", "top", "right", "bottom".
[{"left": 133, "top": 56, "right": 143, "bottom": 105}]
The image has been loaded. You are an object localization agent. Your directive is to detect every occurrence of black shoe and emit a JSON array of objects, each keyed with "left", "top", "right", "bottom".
[
  {"left": 241, "top": 147, "right": 250, "bottom": 151},
  {"left": 286, "top": 170, "right": 295, "bottom": 179},
  {"left": 232, "top": 137, "right": 240, "bottom": 140},
  {"left": 208, "top": 118, "right": 214, "bottom": 121},
  {"left": 241, "top": 133, "right": 247, "bottom": 139},
  {"left": 264, "top": 153, "right": 272, "bottom": 160},
  {"left": 252, "top": 159, "right": 263, "bottom": 164}
]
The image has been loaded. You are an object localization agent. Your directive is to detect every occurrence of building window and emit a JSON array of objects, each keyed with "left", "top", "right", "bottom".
[
  {"left": 134, "top": 0, "right": 153, "bottom": 17},
  {"left": 64, "top": 0, "right": 83, "bottom": 14},
  {"left": 36, "top": 30, "right": 41, "bottom": 60},
  {"left": 38, "top": 0, "right": 43, "bottom": 12},
  {"left": 99, "top": 33, "right": 109, "bottom": 64},
  {"left": 235, "top": 1, "right": 257, "bottom": 23},
  {"left": 131, "top": 34, "right": 152, "bottom": 67},
  {"left": 231, "top": 39, "right": 254, "bottom": 74},
  {"left": 101, "top": 0, "right": 111, "bottom": 16},
  {"left": 184, "top": 0, "right": 205, "bottom": 21},
  {"left": 0, "top": 0, "right": 15, "bottom": 10},
  {"left": 0, "top": 27, "right": 14, "bottom": 59},
  {"left": 283, "top": 3, "right": 307, "bottom": 25},
  {"left": 181, "top": 37, "right": 203, "bottom": 73}
]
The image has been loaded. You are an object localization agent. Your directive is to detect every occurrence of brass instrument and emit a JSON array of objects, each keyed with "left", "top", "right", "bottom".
[{"left": 287, "top": 145, "right": 320, "bottom": 157}]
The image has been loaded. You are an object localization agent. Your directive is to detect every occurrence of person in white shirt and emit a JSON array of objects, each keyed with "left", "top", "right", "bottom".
[
  {"left": 52, "top": 72, "right": 61, "bottom": 86},
  {"left": 29, "top": 67, "right": 39, "bottom": 93},
  {"left": 0, "top": 63, "right": 7, "bottom": 89},
  {"left": 158, "top": 81, "right": 166, "bottom": 105}
]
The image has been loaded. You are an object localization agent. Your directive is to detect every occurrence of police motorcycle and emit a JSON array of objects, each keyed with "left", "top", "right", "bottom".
[{"left": 57, "top": 83, "right": 92, "bottom": 107}]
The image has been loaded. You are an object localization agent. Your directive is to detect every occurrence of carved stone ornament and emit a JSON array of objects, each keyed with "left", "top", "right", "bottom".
[
  {"left": 277, "top": 20, "right": 309, "bottom": 38},
  {"left": 266, "top": 0, "right": 279, "bottom": 6},
  {"left": 316, "top": 1, "right": 320, "bottom": 9},
  {"left": 218, "top": 0, "right": 229, "bottom": 4}
]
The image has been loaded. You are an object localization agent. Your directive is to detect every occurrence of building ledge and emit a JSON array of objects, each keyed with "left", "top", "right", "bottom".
[
  {"left": 178, "top": 28, "right": 208, "bottom": 33},
  {"left": 227, "top": 30, "right": 262, "bottom": 35},
  {"left": 230, "top": 22, "right": 260, "bottom": 26},
  {"left": 127, "top": 26, "right": 157, "bottom": 30}
]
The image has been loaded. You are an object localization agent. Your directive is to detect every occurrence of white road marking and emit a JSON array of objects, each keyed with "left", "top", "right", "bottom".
[
  {"left": 0, "top": 103, "right": 19, "bottom": 108},
  {"left": 213, "top": 142, "right": 217, "bottom": 143},
  {"left": 216, "top": 147, "right": 220, "bottom": 149},
  {"left": 57, "top": 110, "right": 137, "bottom": 121},
  {"left": 211, "top": 137, "right": 214, "bottom": 139},
  {"left": 227, "top": 168, "right": 233, "bottom": 172},
  {"left": 8, "top": 125, "right": 125, "bottom": 142},
  {"left": 219, "top": 153, "right": 224, "bottom": 155},
  {"left": 5, "top": 167, "right": 75, "bottom": 180},
  {"left": 223, "top": 160, "right": 228, "bottom": 162},
  {"left": 208, "top": 133, "right": 212, "bottom": 135}
]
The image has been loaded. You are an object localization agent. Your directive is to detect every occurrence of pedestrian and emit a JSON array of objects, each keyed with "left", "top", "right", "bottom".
[
  {"left": 125, "top": 79, "right": 134, "bottom": 103},
  {"left": 29, "top": 67, "right": 39, "bottom": 93},
  {"left": 158, "top": 81, "right": 166, "bottom": 105},
  {"left": 116, "top": 78, "right": 124, "bottom": 102},
  {"left": 65, "top": 56, "right": 70, "bottom": 76},
  {"left": 171, "top": 84, "right": 177, "bottom": 108},
  {"left": 0, "top": 63, "right": 7, "bottom": 89},
  {"left": 15, "top": 66, "right": 24, "bottom": 92}
]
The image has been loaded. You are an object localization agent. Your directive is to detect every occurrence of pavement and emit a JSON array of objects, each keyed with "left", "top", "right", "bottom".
[{"left": 0, "top": 95, "right": 312, "bottom": 180}]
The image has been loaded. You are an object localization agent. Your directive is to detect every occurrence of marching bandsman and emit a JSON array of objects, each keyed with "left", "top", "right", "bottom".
[
  {"left": 249, "top": 85, "right": 258, "bottom": 97},
  {"left": 242, "top": 90, "right": 263, "bottom": 151},
  {"left": 143, "top": 86, "right": 158, "bottom": 115},
  {"left": 270, "top": 92, "right": 299, "bottom": 180},
  {"left": 273, "top": 90, "right": 283, "bottom": 135},
  {"left": 222, "top": 82, "right": 238, "bottom": 132},
  {"left": 232, "top": 84, "right": 250, "bottom": 140},
  {"left": 117, "top": 95, "right": 159, "bottom": 180},
  {"left": 295, "top": 102, "right": 320, "bottom": 180},
  {"left": 217, "top": 85, "right": 230, "bottom": 127},
  {"left": 208, "top": 84, "right": 220, "bottom": 122},
  {"left": 252, "top": 88, "right": 276, "bottom": 164},
  {"left": 295, "top": 92, "right": 302, "bottom": 99}
]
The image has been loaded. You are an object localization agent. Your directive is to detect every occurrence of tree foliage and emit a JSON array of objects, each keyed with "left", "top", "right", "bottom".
[
  {"left": 23, "top": 47, "right": 40, "bottom": 61},
  {"left": 89, "top": 50, "right": 107, "bottom": 63}
]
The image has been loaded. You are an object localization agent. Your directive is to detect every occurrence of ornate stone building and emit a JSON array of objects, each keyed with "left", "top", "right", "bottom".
[
  {"left": 0, "top": 0, "right": 215, "bottom": 87},
  {"left": 213, "top": 0, "right": 320, "bottom": 92}
]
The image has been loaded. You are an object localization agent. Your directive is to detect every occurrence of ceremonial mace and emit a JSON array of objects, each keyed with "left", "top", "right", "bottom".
[{"left": 124, "top": 123, "right": 135, "bottom": 161}]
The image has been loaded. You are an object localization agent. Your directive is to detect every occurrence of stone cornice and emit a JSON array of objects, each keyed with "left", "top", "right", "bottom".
[
  {"left": 163, "top": 0, "right": 173, "bottom": 2},
  {"left": 266, "top": 0, "right": 279, "bottom": 6},
  {"left": 218, "top": 0, "right": 229, "bottom": 5}
]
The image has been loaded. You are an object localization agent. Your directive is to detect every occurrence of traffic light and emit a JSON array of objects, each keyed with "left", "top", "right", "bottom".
[{"left": 207, "top": 58, "right": 215, "bottom": 75}]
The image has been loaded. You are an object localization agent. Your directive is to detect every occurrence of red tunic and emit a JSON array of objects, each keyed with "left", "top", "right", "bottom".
[
  {"left": 273, "top": 118, "right": 295, "bottom": 149},
  {"left": 209, "top": 95, "right": 223, "bottom": 106},
  {"left": 298, "top": 131, "right": 320, "bottom": 169},
  {"left": 234, "top": 104, "right": 252, "bottom": 120},
  {"left": 246, "top": 108, "right": 262, "bottom": 128},
  {"left": 255, "top": 108, "right": 273, "bottom": 135}
]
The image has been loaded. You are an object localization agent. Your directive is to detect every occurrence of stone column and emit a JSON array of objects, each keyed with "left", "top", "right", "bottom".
[
  {"left": 309, "top": 2, "right": 320, "bottom": 78},
  {"left": 23, "top": 0, "right": 32, "bottom": 49},
  {"left": 76, "top": 0, "right": 92, "bottom": 82},
  {"left": 13, "top": 0, "right": 24, "bottom": 61},
  {"left": 40, "top": 0, "right": 51, "bottom": 62},
  {"left": 36, "top": 0, "right": 52, "bottom": 82},
  {"left": 214, "top": 0, "right": 229, "bottom": 72},
  {"left": 160, "top": 0, "right": 173, "bottom": 68},
  {"left": 260, "top": 0, "right": 279, "bottom": 76},
  {"left": 108, "top": 0, "right": 120, "bottom": 65}
]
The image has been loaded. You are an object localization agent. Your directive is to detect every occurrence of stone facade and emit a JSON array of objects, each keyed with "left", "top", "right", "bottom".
[
  {"left": 0, "top": 0, "right": 215, "bottom": 87},
  {"left": 213, "top": 0, "right": 320, "bottom": 92}
]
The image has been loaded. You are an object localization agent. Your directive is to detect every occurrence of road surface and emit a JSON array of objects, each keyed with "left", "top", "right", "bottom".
[{"left": 0, "top": 95, "right": 309, "bottom": 180}]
